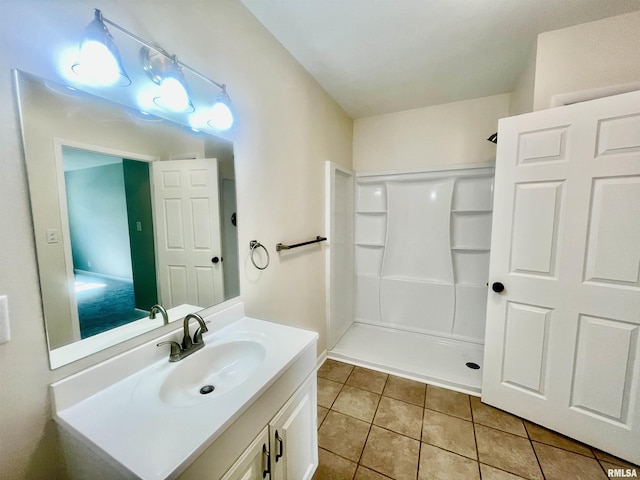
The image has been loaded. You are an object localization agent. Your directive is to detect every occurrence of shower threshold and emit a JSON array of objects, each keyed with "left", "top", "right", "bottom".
[{"left": 328, "top": 322, "right": 483, "bottom": 396}]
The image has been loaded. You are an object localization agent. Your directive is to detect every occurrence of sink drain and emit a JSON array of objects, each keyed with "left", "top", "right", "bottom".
[{"left": 199, "top": 385, "right": 215, "bottom": 395}]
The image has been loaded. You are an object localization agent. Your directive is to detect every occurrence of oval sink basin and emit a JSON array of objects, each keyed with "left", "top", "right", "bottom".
[{"left": 136, "top": 339, "right": 266, "bottom": 408}]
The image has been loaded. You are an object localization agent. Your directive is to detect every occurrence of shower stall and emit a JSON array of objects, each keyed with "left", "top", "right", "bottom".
[{"left": 326, "top": 163, "right": 494, "bottom": 394}]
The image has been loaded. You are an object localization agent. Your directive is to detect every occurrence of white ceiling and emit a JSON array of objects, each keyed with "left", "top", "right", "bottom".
[{"left": 240, "top": 0, "right": 640, "bottom": 118}]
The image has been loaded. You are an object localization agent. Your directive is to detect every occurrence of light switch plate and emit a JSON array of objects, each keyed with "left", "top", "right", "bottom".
[{"left": 0, "top": 295, "right": 10, "bottom": 344}]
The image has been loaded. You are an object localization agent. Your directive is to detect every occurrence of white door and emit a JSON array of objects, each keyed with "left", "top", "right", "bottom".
[
  {"left": 483, "top": 90, "right": 640, "bottom": 464},
  {"left": 152, "top": 159, "right": 224, "bottom": 309}
]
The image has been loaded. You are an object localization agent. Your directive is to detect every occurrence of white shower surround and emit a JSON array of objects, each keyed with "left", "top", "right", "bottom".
[{"left": 329, "top": 163, "right": 495, "bottom": 394}]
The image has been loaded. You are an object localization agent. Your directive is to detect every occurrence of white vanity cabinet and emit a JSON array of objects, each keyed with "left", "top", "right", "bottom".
[
  {"left": 221, "top": 427, "right": 270, "bottom": 480},
  {"left": 52, "top": 310, "right": 320, "bottom": 480},
  {"left": 222, "top": 376, "right": 318, "bottom": 480},
  {"left": 268, "top": 375, "right": 317, "bottom": 480}
]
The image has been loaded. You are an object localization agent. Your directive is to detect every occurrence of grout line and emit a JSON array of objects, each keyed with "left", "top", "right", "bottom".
[
  {"left": 524, "top": 422, "right": 547, "bottom": 480},
  {"left": 470, "top": 394, "right": 482, "bottom": 479},
  {"left": 417, "top": 383, "right": 427, "bottom": 480}
]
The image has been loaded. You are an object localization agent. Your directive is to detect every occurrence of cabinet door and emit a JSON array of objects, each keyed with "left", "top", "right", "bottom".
[
  {"left": 222, "top": 426, "right": 271, "bottom": 480},
  {"left": 270, "top": 375, "right": 318, "bottom": 480}
]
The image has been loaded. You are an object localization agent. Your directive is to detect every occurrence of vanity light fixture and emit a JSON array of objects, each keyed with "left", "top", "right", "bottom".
[
  {"left": 73, "top": 9, "right": 234, "bottom": 128},
  {"left": 72, "top": 9, "right": 131, "bottom": 87}
]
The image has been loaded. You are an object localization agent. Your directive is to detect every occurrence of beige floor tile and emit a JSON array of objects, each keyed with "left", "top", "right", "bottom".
[
  {"left": 360, "top": 425, "right": 420, "bottom": 480},
  {"left": 474, "top": 424, "right": 542, "bottom": 480},
  {"left": 470, "top": 397, "right": 527, "bottom": 437},
  {"left": 422, "top": 409, "right": 477, "bottom": 460},
  {"left": 318, "top": 411, "right": 371, "bottom": 462},
  {"left": 593, "top": 449, "right": 640, "bottom": 469},
  {"left": 332, "top": 385, "right": 381, "bottom": 423},
  {"left": 479, "top": 464, "right": 529, "bottom": 480},
  {"left": 319, "top": 359, "right": 354, "bottom": 384},
  {"left": 418, "top": 443, "right": 480, "bottom": 480},
  {"left": 373, "top": 396, "right": 423, "bottom": 440},
  {"left": 354, "top": 466, "right": 392, "bottom": 479},
  {"left": 533, "top": 442, "right": 607, "bottom": 480},
  {"left": 524, "top": 421, "right": 593, "bottom": 457},
  {"left": 313, "top": 448, "right": 357, "bottom": 480},
  {"left": 424, "top": 385, "right": 471, "bottom": 421},
  {"left": 318, "top": 405, "right": 329, "bottom": 428},
  {"left": 346, "top": 367, "right": 388, "bottom": 394},
  {"left": 383, "top": 375, "right": 426, "bottom": 407},
  {"left": 318, "top": 377, "right": 343, "bottom": 408}
]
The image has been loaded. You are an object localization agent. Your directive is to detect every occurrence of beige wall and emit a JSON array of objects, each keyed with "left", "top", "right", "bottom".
[
  {"left": 0, "top": 1, "right": 352, "bottom": 478},
  {"left": 353, "top": 94, "right": 510, "bottom": 173},
  {"left": 534, "top": 11, "right": 640, "bottom": 111},
  {"left": 509, "top": 45, "right": 537, "bottom": 116}
]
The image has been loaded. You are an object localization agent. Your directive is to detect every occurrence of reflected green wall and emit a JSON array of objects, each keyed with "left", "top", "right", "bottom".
[{"left": 123, "top": 159, "right": 158, "bottom": 310}]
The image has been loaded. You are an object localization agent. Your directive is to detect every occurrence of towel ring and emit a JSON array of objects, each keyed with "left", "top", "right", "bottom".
[{"left": 249, "top": 240, "right": 270, "bottom": 270}]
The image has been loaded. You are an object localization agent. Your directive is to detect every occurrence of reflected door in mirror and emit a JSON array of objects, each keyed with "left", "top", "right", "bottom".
[{"left": 153, "top": 158, "right": 224, "bottom": 308}]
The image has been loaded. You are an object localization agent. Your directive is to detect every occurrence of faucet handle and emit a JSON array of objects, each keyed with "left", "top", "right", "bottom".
[
  {"left": 193, "top": 321, "right": 210, "bottom": 344},
  {"left": 157, "top": 341, "right": 182, "bottom": 362}
]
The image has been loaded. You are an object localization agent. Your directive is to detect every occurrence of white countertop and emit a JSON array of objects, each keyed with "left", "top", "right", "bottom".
[{"left": 52, "top": 315, "right": 318, "bottom": 479}]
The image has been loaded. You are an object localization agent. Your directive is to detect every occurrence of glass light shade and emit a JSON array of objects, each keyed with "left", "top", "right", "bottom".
[
  {"left": 71, "top": 16, "right": 130, "bottom": 87},
  {"left": 153, "top": 65, "right": 194, "bottom": 113},
  {"left": 207, "top": 96, "right": 234, "bottom": 131}
]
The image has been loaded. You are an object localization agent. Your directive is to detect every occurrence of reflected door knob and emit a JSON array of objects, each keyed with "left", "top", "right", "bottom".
[{"left": 492, "top": 282, "right": 505, "bottom": 293}]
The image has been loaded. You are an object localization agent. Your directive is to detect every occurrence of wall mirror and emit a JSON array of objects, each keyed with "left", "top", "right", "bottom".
[{"left": 15, "top": 70, "right": 240, "bottom": 368}]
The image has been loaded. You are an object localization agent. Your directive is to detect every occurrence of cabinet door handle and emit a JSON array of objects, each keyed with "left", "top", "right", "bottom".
[
  {"left": 262, "top": 444, "right": 270, "bottom": 478},
  {"left": 275, "top": 430, "right": 284, "bottom": 462}
]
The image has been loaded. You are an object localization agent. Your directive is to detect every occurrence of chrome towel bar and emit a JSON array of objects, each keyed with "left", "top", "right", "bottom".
[{"left": 276, "top": 236, "right": 327, "bottom": 252}]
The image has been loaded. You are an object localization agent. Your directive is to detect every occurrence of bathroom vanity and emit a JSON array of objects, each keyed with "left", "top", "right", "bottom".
[{"left": 50, "top": 302, "right": 319, "bottom": 479}]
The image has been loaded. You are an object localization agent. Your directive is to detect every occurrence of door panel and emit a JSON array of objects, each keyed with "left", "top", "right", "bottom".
[
  {"left": 584, "top": 176, "right": 640, "bottom": 286},
  {"left": 517, "top": 126, "right": 569, "bottom": 165},
  {"left": 571, "top": 315, "right": 639, "bottom": 424},
  {"left": 502, "top": 302, "right": 551, "bottom": 396},
  {"left": 596, "top": 114, "right": 640, "bottom": 157},
  {"left": 483, "top": 90, "right": 640, "bottom": 464},
  {"left": 510, "top": 181, "right": 564, "bottom": 277}
]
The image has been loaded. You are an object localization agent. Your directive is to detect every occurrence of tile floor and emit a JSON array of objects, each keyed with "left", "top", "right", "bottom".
[{"left": 313, "top": 359, "right": 639, "bottom": 480}]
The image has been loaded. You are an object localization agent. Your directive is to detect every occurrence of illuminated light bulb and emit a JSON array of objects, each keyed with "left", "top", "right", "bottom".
[
  {"left": 73, "top": 40, "right": 121, "bottom": 86},
  {"left": 153, "top": 60, "right": 194, "bottom": 113},
  {"left": 157, "top": 76, "right": 190, "bottom": 111},
  {"left": 71, "top": 10, "right": 130, "bottom": 87},
  {"left": 209, "top": 101, "right": 234, "bottom": 130}
]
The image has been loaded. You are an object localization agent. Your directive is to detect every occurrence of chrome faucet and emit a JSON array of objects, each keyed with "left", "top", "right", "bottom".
[
  {"left": 149, "top": 304, "right": 169, "bottom": 325},
  {"left": 157, "top": 313, "right": 209, "bottom": 362},
  {"left": 181, "top": 313, "right": 208, "bottom": 350}
]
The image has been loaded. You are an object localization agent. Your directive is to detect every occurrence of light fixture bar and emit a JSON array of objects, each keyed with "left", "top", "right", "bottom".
[{"left": 95, "top": 9, "right": 226, "bottom": 90}]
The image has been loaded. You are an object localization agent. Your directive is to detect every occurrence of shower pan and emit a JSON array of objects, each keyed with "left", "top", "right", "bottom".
[{"left": 326, "top": 163, "right": 494, "bottom": 395}]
